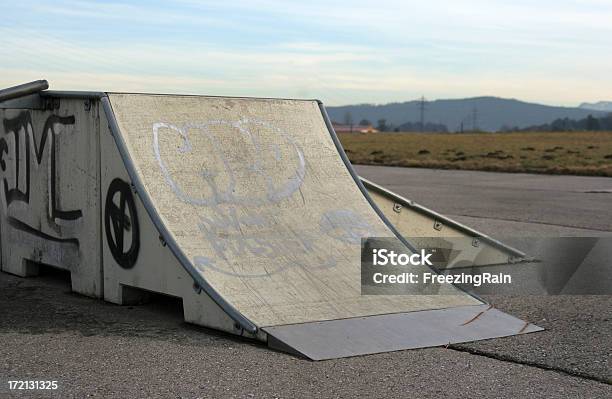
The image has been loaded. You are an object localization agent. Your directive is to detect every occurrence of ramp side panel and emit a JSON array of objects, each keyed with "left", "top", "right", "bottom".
[
  {"left": 107, "top": 93, "right": 479, "bottom": 328},
  {"left": 99, "top": 101, "right": 255, "bottom": 338},
  {"left": 265, "top": 304, "right": 543, "bottom": 360},
  {"left": 362, "top": 178, "right": 525, "bottom": 259},
  {"left": 366, "top": 187, "right": 518, "bottom": 269},
  {"left": 0, "top": 100, "right": 102, "bottom": 297}
]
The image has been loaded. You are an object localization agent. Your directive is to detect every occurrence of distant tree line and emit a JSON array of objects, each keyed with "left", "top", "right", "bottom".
[
  {"left": 372, "top": 118, "right": 448, "bottom": 133},
  {"left": 503, "top": 113, "right": 612, "bottom": 132},
  {"left": 340, "top": 113, "right": 449, "bottom": 133}
]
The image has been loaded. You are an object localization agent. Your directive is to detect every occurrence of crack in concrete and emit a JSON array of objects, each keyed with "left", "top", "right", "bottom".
[{"left": 448, "top": 345, "right": 612, "bottom": 386}]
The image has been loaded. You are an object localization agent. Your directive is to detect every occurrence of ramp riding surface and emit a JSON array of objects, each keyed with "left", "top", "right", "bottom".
[{"left": 109, "top": 93, "right": 476, "bottom": 323}]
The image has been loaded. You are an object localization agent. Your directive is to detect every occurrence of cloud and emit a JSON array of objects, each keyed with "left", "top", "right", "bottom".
[{"left": 1, "top": 1, "right": 611, "bottom": 105}]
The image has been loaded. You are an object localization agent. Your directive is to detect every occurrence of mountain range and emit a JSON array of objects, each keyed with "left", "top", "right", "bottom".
[
  {"left": 327, "top": 97, "right": 610, "bottom": 132},
  {"left": 579, "top": 101, "right": 612, "bottom": 112}
]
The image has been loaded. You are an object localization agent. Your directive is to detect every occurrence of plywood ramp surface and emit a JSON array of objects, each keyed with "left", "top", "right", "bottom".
[{"left": 108, "top": 93, "right": 478, "bottom": 327}]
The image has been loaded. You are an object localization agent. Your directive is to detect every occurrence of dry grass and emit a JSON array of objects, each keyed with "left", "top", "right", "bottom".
[{"left": 338, "top": 131, "right": 612, "bottom": 177}]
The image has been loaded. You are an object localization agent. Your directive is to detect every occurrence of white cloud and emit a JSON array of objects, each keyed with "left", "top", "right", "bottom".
[{"left": 1, "top": 1, "right": 611, "bottom": 105}]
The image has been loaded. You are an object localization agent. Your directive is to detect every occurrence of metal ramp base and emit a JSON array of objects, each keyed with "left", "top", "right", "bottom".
[{"left": 265, "top": 304, "right": 542, "bottom": 360}]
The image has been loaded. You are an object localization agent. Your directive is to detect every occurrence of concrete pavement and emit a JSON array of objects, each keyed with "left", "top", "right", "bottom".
[
  {"left": 1, "top": 271, "right": 610, "bottom": 398},
  {"left": 1, "top": 166, "right": 611, "bottom": 398}
]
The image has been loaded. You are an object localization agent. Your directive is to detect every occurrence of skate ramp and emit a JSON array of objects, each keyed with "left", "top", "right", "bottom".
[{"left": 0, "top": 81, "right": 542, "bottom": 360}]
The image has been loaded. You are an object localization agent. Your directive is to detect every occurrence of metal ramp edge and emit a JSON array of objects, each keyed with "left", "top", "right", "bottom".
[{"left": 264, "top": 304, "right": 542, "bottom": 360}]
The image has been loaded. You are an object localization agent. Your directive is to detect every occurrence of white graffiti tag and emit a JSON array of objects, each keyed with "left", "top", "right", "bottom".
[
  {"left": 153, "top": 119, "right": 305, "bottom": 206},
  {"left": 152, "top": 119, "right": 375, "bottom": 278}
]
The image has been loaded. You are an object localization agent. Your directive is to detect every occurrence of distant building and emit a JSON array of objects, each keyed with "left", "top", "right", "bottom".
[{"left": 331, "top": 122, "right": 378, "bottom": 133}]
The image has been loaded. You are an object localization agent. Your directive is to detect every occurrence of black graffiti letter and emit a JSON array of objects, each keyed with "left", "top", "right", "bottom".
[
  {"left": 105, "top": 178, "right": 140, "bottom": 268},
  {"left": 2, "top": 112, "right": 30, "bottom": 204},
  {"left": 0, "top": 137, "right": 7, "bottom": 171},
  {"left": 39, "top": 115, "right": 82, "bottom": 221},
  {"left": 1, "top": 112, "right": 82, "bottom": 221}
]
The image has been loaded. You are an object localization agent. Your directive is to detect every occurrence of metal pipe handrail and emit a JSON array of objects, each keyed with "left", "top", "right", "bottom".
[{"left": 0, "top": 80, "right": 49, "bottom": 102}]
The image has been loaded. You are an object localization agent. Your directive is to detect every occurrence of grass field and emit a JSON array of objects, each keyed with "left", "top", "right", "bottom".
[{"left": 338, "top": 131, "right": 612, "bottom": 177}]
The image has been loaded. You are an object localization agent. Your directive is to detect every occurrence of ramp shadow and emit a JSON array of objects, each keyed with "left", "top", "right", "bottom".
[{"left": 0, "top": 266, "right": 267, "bottom": 352}]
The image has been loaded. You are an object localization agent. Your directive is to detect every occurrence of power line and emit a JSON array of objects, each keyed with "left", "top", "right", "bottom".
[{"left": 418, "top": 95, "right": 427, "bottom": 132}]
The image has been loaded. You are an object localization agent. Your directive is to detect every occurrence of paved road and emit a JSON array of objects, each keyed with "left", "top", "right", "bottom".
[
  {"left": 356, "top": 165, "right": 612, "bottom": 234},
  {"left": 1, "top": 166, "right": 611, "bottom": 398}
]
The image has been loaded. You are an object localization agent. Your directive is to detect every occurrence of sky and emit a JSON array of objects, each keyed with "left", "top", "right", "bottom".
[{"left": 1, "top": 0, "right": 611, "bottom": 106}]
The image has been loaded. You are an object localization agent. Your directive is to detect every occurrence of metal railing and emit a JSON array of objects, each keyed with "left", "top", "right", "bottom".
[{"left": 0, "top": 80, "right": 49, "bottom": 102}]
